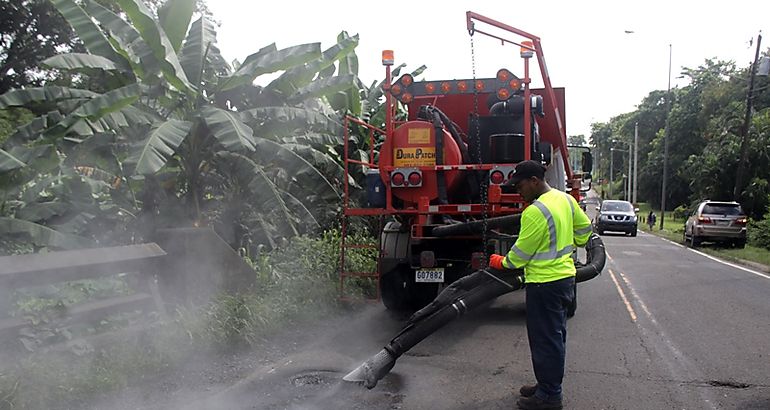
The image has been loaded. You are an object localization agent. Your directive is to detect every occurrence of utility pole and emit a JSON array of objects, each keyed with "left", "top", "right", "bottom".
[
  {"left": 734, "top": 33, "right": 763, "bottom": 201},
  {"left": 610, "top": 148, "right": 614, "bottom": 199},
  {"left": 627, "top": 141, "right": 632, "bottom": 201},
  {"left": 633, "top": 122, "right": 638, "bottom": 204},
  {"left": 660, "top": 44, "right": 672, "bottom": 230}
]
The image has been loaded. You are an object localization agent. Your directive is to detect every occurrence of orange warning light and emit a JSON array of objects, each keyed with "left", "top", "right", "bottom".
[{"left": 382, "top": 50, "right": 394, "bottom": 66}]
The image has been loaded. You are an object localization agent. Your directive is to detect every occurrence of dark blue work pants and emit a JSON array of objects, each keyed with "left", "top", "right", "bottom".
[{"left": 525, "top": 276, "right": 575, "bottom": 401}]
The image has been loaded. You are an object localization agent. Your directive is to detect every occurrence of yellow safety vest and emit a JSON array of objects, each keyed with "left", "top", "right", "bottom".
[{"left": 501, "top": 189, "right": 593, "bottom": 283}]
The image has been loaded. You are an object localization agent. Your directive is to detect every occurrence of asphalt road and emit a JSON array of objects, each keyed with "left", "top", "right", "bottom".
[{"left": 180, "top": 198, "right": 770, "bottom": 410}]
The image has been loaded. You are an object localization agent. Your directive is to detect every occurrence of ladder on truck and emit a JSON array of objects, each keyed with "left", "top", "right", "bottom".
[{"left": 339, "top": 116, "right": 390, "bottom": 302}]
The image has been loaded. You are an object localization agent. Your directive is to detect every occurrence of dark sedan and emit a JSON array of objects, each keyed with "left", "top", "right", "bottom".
[{"left": 594, "top": 200, "right": 638, "bottom": 236}]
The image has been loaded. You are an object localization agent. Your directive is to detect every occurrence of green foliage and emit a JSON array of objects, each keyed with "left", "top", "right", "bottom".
[
  {"left": 0, "top": 108, "right": 34, "bottom": 144},
  {"left": 1, "top": 0, "right": 363, "bottom": 252},
  {"left": 672, "top": 205, "right": 689, "bottom": 220},
  {"left": 747, "top": 199, "right": 770, "bottom": 250},
  {"left": 591, "top": 57, "right": 770, "bottom": 216}
]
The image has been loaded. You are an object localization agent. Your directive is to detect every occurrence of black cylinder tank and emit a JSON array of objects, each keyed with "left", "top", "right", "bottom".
[{"left": 490, "top": 133, "right": 525, "bottom": 163}]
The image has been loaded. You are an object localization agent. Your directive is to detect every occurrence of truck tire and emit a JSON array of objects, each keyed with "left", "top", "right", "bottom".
[
  {"left": 380, "top": 222, "right": 411, "bottom": 311},
  {"left": 380, "top": 267, "right": 411, "bottom": 311}
]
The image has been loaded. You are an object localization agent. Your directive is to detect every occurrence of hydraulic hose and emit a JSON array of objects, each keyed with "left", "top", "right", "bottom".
[
  {"left": 432, "top": 110, "right": 450, "bottom": 206},
  {"left": 431, "top": 213, "right": 522, "bottom": 237},
  {"left": 343, "top": 234, "right": 606, "bottom": 389},
  {"left": 575, "top": 233, "right": 605, "bottom": 283},
  {"left": 345, "top": 268, "right": 524, "bottom": 389}
]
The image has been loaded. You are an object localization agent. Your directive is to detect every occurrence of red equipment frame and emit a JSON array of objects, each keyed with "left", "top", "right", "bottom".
[{"left": 339, "top": 12, "right": 581, "bottom": 301}]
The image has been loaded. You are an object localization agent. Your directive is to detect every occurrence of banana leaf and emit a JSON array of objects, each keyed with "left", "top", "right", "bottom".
[
  {"left": 251, "top": 138, "right": 340, "bottom": 201},
  {"left": 157, "top": 0, "right": 195, "bottom": 52},
  {"left": 125, "top": 119, "right": 192, "bottom": 175},
  {"left": 217, "top": 43, "right": 321, "bottom": 92},
  {"left": 266, "top": 34, "right": 359, "bottom": 97},
  {"left": 49, "top": 0, "right": 130, "bottom": 72},
  {"left": 215, "top": 152, "right": 301, "bottom": 237},
  {"left": 288, "top": 74, "right": 357, "bottom": 104},
  {"left": 84, "top": 0, "right": 159, "bottom": 79},
  {"left": 0, "top": 86, "right": 97, "bottom": 109},
  {"left": 180, "top": 16, "right": 229, "bottom": 87},
  {"left": 201, "top": 106, "right": 256, "bottom": 151},
  {"left": 46, "top": 84, "right": 142, "bottom": 138},
  {"left": 241, "top": 106, "right": 342, "bottom": 138},
  {"left": 0, "top": 216, "right": 92, "bottom": 249},
  {"left": 16, "top": 202, "right": 71, "bottom": 222},
  {"left": 115, "top": 0, "right": 193, "bottom": 94},
  {"left": 0, "top": 148, "right": 27, "bottom": 173},
  {"left": 42, "top": 53, "right": 120, "bottom": 72}
]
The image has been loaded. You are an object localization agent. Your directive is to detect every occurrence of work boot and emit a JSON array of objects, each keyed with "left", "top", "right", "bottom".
[
  {"left": 516, "top": 395, "right": 563, "bottom": 410},
  {"left": 519, "top": 384, "right": 537, "bottom": 397}
]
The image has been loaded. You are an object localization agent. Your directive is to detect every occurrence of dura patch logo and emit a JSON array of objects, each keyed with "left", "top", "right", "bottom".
[{"left": 393, "top": 147, "right": 436, "bottom": 166}]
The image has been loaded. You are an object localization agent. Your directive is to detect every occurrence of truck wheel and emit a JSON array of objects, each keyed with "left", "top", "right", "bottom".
[
  {"left": 691, "top": 234, "right": 701, "bottom": 247},
  {"left": 380, "top": 267, "right": 411, "bottom": 311},
  {"left": 380, "top": 222, "right": 411, "bottom": 311},
  {"left": 630, "top": 228, "right": 637, "bottom": 237},
  {"left": 566, "top": 281, "right": 577, "bottom": 318}
]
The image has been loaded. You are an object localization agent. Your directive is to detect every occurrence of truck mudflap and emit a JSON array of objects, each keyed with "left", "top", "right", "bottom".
[{"left": 343, "top": 233, "right": 605, "bottom": 389}]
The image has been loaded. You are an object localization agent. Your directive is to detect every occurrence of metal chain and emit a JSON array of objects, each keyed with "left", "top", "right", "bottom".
[{"left": 470, "top": 33, "right": 490, "bottom": 266}]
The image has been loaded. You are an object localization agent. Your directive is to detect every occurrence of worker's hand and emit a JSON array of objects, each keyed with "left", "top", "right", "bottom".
[{"left": 489, "top": 254, "right": 505, "bottom": 270}]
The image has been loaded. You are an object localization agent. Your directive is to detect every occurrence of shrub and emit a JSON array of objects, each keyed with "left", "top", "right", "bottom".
[
  {"left": 673, "top": 205, "right": 689, "bottom": 221},
  {"left": 748, "top": 214, "right": 770, "bottom": 250}
]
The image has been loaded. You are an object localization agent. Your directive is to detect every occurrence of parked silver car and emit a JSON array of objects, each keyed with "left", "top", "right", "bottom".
[{"left": 684, "top": 201, "right": 747, "bottom": 248}]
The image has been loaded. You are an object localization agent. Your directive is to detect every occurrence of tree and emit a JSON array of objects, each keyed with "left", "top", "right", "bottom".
[
  {"left": 0, "top": 0, "right": 362, "bottom": 252},
  {"left": 0, "top": 0, "right": 83, "bottom": 93},
  {"left": 567, "top": 134, "right": 586, "bottom": 146}
]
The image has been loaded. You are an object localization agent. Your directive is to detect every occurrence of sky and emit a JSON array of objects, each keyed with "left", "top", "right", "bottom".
[{"left": 207, "top": 0, "right": 770, "bottom": 138}]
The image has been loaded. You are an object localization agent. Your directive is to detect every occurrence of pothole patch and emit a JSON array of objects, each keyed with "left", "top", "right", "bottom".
[
  {"left": 708, "top": 380, "right": 751, "bottom": 389},
  {"left": 290, "top": 371, "right": 337, "bottom": 387}
]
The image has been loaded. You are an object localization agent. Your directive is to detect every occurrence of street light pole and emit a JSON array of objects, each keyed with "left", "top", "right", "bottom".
[
  {"left": 627, "top": 141, "right": 632, "bottom": 201},
  {"left": 660, "top": 43, "right": 672, "bottom": 230},
  {"left": 633, "top": 122, "right": 638, "bottom": 204},
  {"left": 610, "top": 148, "right": 614, "bottom": 199}
]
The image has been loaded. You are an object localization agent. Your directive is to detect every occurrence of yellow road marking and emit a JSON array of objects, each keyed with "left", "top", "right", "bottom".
[{"left": 608, "top": 268, "right": 637, "bottom": 322}]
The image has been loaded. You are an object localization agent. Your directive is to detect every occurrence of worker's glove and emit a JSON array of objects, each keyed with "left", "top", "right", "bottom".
[{"left": 489, "top": 254, "right": 505, "bottom": 270}]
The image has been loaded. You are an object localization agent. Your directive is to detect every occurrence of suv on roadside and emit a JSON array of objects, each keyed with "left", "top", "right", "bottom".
[
  {"left": 593, "top": 200, "right": 638, "bottom": 236},
  {"left": 684, "top": 200, "right": 747, "bottom": 248}
]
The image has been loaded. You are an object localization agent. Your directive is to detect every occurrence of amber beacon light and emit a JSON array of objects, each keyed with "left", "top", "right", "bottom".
[{"left": 382, "top": 50, "right": 394, "bottom": 66}]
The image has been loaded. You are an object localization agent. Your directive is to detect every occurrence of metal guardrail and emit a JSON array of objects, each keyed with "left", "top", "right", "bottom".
[{"left": 0, "top": 228, "right": 258, "bottom": 354}]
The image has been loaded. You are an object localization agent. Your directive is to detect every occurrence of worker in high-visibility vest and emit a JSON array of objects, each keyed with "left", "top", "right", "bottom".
[{"left": 489, "top": 160, "right": 592, "bottom": 410}]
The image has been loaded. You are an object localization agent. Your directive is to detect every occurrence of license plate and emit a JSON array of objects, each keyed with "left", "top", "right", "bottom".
[{"left": 416, "top": 268, "right": 444, "bottom": 283}]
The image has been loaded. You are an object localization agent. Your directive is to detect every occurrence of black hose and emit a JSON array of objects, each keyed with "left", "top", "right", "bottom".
[
  {"left": 432, "top": 110, "right": 449, "bottom": 206},
  {"left": 431, "top": 213, "right": 522, "bottom": 237},
  {"left": 347, "top": 232, "right": 606, "bottom": 389},
  {"left": 575, "top": 233, "right": 605, "bottom": 283}
]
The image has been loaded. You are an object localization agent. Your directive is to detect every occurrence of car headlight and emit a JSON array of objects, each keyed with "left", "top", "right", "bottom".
[{"left": 631, "top": 215, "right": 637, "bottom": 222}]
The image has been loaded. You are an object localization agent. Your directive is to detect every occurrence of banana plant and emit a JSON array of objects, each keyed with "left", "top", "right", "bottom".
[{"left": 0, "top": 0, "right": 363, "bottom": 251}]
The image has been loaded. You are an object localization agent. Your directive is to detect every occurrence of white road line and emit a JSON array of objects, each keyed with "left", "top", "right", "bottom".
[
  {"left": 652, "top": 234, "right": 770, "bottom": 279},
  {"left": 618, "top": 271, "right": 653, "bottom": 318},
  {"left": 608, "top": 268, "right": 637, "bottom": 322},
  {"left": 688, "top": 248, "right": 770, "bottom": 280}
]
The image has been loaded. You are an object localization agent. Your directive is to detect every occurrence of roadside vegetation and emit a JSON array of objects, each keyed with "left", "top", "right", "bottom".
[{"left": 0, "top": 229, "right": 376, "bottom": 409}]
